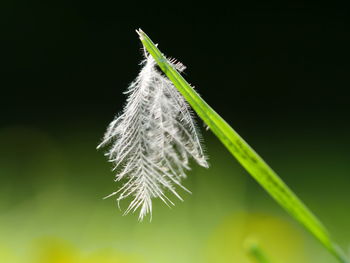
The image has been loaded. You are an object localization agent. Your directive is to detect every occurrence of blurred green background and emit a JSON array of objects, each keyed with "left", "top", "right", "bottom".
[{"left": 1, "top": 2, "right": 350, "bottom": 263}]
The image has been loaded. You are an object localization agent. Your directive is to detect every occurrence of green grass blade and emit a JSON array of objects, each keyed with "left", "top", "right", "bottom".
[{"left": 136, "top": 29, "right": 348, "bottom": 263}]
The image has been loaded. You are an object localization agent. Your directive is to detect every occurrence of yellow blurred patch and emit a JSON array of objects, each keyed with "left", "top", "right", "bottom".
[
  {"left": 32, "top": 238, "right": 79, "bottom": 263},
  {"left": 205, "top": 212, "right": 309, "bottom": 263},
  {"left": 0, "top": 244, "right": 18, "bottom": 263},
  {"left": 31, "top": 237, "right": 143, "bottom": 263}
]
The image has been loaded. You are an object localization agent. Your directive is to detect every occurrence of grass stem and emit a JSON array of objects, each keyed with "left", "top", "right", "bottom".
[
  {"left": 136, "top": 29, "right": 349, "bottom": 263},
  {"left": 245, "top": 239, "right": 273, "bottom": 263}
]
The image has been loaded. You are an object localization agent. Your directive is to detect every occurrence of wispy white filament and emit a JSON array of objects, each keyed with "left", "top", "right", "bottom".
[{"left": 98, "top": 50, "right": 208, "bottom": 220}]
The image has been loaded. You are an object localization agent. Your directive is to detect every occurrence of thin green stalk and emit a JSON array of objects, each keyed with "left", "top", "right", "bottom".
[
  {"left": 136, "top": 29, "right": 348, "bottom": 263},
  {"left": 245, "top": 239, "right": 273, "bottom": 263}
]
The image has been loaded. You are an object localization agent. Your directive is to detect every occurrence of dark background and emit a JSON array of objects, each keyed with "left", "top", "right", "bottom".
[
  {"left": 3, "top": 2, "right": 350, "bottom": 133},
  {"left": 1, "top": 2, "right": 350, "bottom": 263}
]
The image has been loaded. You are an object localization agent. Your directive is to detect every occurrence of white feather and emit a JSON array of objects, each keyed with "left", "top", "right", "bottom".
[{"left": 98, "top": 50, "right": 208, "bottom": 221}]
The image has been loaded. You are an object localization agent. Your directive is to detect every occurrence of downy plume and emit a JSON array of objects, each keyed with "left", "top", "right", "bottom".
[{"left": 98, "top": 49, "right": 208, "bottom": 221}]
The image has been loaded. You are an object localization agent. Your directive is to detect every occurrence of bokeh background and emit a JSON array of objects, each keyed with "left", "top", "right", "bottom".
[{"left": 1, "top": 2, "right": 350, "bottom": 263}]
